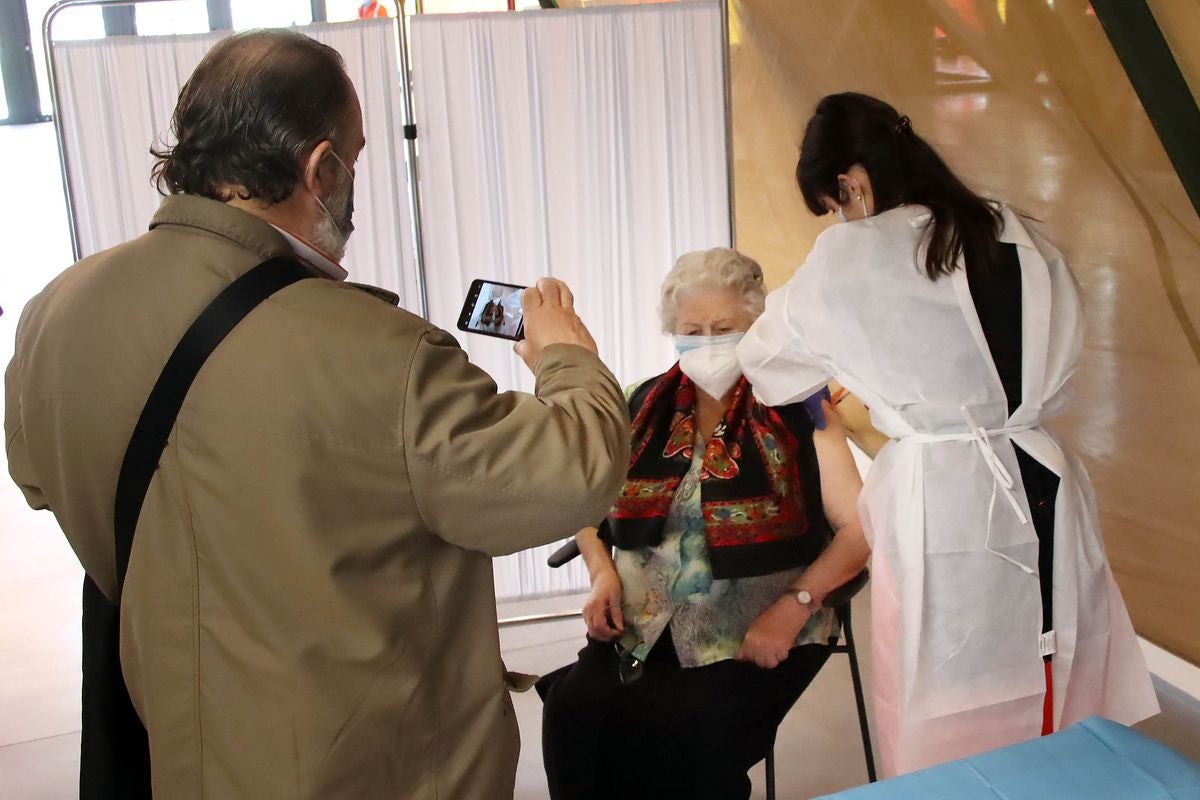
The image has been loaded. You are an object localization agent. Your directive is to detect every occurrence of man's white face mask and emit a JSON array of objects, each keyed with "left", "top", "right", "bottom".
[
  {"left": 310, "top": 150, "right": 356, "bottom": 261},
  {"left": 674, "top": 333, "right": 745, "bottom": 399}
]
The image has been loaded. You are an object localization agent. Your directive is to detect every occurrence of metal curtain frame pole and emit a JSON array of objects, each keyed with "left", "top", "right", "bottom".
[
  {"left": 395, "top": 0, "right": 430, "bottom": 319},
  {"left": 43, "top": 0, "right": 171, "bottom": 263},
  {"left": 720, "top": 0, "right": 736, "bottom": 249},
  {"left": 497, "top": 608, "right": 581, "bottom": 628},
  {"left": 42, "top": 0, "right": 433, "bottom": 320}
]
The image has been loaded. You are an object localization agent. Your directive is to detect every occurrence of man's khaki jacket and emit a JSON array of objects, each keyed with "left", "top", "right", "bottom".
[{"left": 5, "top": 195, "right": 630, "bottom": 798}]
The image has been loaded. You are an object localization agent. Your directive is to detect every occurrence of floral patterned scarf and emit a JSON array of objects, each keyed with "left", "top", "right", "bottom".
[{"left": 601, "top": 365, "right": 828, "bottom": 580}]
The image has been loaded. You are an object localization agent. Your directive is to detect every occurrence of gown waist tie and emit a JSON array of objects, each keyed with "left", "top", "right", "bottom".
[{"left": 904, "top": 407, "right": 1038, "bottom": 576}]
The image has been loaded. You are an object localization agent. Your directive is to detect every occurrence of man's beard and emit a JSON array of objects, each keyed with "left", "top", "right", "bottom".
[{"left": 311, "top": 171, "right": 355, "bottom": 261}]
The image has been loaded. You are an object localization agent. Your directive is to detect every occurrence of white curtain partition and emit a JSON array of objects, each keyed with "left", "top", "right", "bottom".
[
  {"left": 411, "top": 2, "right": 731, "bottom": 601},
  {"left": 52, "top": 20, "right": 420, "bottom": 304}
]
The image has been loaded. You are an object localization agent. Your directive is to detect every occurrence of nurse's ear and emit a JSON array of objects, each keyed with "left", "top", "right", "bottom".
[
  {"left": 837, "top": 172, "right": 865, "bottom": 204},
  {"left": 838, "top": 165, "right": 876, "bottom": 216}
]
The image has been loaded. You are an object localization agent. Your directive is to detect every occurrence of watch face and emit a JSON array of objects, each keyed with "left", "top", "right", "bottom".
[{"left": 796, "top": 590, "right": 813, "bottom": 605}]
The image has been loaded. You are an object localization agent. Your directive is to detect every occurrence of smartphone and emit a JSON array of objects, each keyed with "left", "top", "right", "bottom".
[{"left": 457, "top": 279, "right": 527, "bottom": 341}]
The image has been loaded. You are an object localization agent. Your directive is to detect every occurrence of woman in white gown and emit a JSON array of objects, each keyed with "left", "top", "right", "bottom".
[{"left": 737, "top": 92, "right": 1159, "bottom": 776}]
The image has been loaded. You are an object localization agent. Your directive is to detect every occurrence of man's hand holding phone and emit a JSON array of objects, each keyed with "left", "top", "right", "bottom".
[{"left": 515, "top": 278, "right": 598, "bottom": 372}]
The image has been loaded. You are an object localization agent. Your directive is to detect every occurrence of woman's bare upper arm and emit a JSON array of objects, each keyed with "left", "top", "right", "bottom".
[{"left": 812, "top": 419, "right": 863, "bottom": 531}]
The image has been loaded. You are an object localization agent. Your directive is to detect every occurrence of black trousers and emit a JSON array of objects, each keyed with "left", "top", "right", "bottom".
[
  {"left": 1013, "top": 446, "right": 1060, "bottom": 638},
  {"left": 81, "top": 576, "right": 152, "bottom": 799},
  {"left": 539, "top": 628, "right": 830, "bottom": 800}
]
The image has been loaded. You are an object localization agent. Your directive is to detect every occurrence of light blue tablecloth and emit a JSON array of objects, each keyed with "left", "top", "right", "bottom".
[{"left": 815, "top": 717, "right": 1200, "bottom": 800}]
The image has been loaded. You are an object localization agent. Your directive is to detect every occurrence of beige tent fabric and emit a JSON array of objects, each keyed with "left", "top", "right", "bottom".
[{"left": 558, "top": 0, "right": 1200, "bottom": 667}]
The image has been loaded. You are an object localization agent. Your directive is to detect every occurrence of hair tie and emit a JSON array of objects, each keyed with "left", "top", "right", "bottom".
[{"left": 895, "top": 115, "right": 913, "bottom": 135}]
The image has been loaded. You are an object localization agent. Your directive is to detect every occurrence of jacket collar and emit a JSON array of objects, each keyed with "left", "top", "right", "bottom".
[
  {"left": 149, "top": 195, "right": 400, "bottom": 306},
  {"left": 269, "top": 225, "right": 349, "bottom": 281},
  {"left": 149, "top": 195, "right": 324, "bottom": 275}
]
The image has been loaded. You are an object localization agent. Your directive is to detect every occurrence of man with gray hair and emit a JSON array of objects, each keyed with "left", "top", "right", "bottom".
[{"left": 5, "top": 30, "right": 629, "bottom": 799}]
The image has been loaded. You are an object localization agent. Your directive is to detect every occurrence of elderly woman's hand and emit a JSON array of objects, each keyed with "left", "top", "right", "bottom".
[
  {"left": 582, "top": 566, "right": 624, "bottom": 642},
  {"left": 737, "top": 597, "right": 809, "bottom": 669}
]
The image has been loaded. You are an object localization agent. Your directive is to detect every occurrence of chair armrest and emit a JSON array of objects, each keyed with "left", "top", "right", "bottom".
[{"left": 546, "top": 539, "right": 582, "bottom": 568}]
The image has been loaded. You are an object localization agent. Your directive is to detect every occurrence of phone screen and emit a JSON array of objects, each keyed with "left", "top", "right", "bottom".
[{"left": 457, "top": 279, "right": 526, "bottom": 341}]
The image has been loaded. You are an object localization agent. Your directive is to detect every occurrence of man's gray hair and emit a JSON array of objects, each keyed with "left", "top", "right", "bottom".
[
  {"left": 660, "top": 247, "right": 767, "bottom": 334},
  {"left": 151, "top": 30, "right": 352, "bottom": 204}
]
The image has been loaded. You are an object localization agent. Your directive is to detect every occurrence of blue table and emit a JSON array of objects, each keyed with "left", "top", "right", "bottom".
[{"left": 815, "top": 717, "right": 1200, "bottom": 800}]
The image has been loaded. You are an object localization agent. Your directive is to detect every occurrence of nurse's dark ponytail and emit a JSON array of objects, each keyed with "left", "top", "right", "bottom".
[{"left": 796, "top": 93, "right": 1004, "bottom": 280}]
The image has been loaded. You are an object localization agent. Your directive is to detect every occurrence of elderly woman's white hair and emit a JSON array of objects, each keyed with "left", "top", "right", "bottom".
[{"left": 660, "top": 247, "right": 767, "bottom": 334}]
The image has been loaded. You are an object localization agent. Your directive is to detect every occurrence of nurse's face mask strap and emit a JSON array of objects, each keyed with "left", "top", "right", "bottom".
[{"left": 836, "top": 178, "right": 869, "bottom": 221}]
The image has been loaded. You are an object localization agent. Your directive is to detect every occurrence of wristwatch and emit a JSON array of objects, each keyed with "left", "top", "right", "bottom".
[{"left": 793, "top": 588, "right": 819, "bottom": 613}]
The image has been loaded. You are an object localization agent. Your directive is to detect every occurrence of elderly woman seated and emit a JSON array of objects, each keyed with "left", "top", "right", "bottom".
[{"left": 537, "top": 248, "right": 869, "bottom": 800}]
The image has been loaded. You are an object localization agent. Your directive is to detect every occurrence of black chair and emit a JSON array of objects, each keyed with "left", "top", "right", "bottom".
[
  {"left": 544, "top": 540, "right": 878, "bottom": 795},
  {"left": 765, "top": 570, "right": 877, "bottom": 798}
]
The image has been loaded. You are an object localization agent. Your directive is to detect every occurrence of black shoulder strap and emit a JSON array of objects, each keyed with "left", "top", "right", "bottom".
[{"left": 113, "top": 257, "right": 310, "bottom": 592}]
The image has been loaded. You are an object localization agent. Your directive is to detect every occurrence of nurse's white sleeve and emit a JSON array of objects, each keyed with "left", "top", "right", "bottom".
[{"left": 737, "top": 266, "right": 832, "bottom": 407}]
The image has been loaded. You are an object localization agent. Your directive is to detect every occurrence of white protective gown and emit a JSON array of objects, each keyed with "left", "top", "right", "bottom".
[{"left": 737, "top": 205, "right": 1159, "bottom": 776}]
